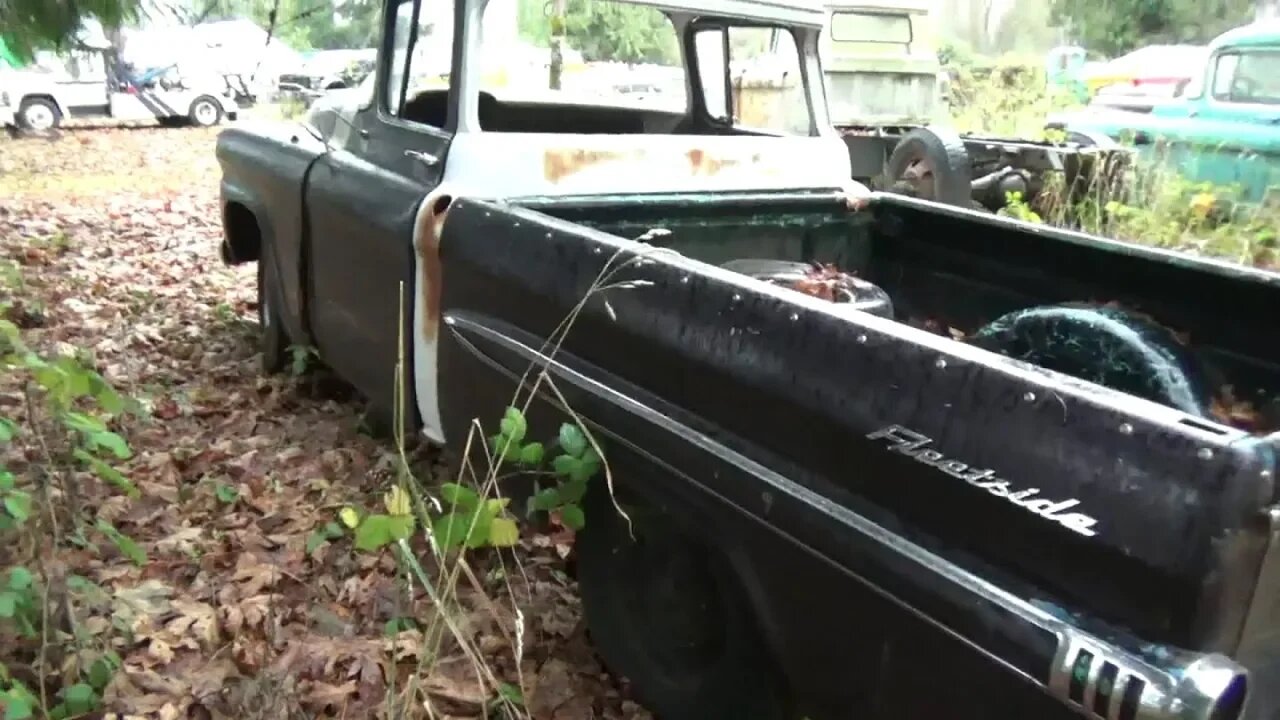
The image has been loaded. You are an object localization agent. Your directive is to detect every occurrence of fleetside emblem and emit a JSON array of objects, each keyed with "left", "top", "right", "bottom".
[{"left": 868, "top": 425, "right": 1099, "bottom": 538}]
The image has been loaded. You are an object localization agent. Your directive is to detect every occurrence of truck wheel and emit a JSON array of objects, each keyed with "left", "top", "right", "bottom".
[
  {"left": 189, "top": 96, "right": 224, "bottom": 127},
  {"left": 576, "top": 481, "right": 791, "bottom": 720},
  {"left": 16, "top": 98, "right": 61, "bottom": 132},
  {"left": 257, "top": 258, "right": 287, "bottom": 374},
  {"left": 885, "top": 126, "right": 973, "bottom": 207}
]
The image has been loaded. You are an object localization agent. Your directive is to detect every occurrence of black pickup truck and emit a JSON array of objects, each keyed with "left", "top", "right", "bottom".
[{"left": 215, "top": 0, "right": 1280, "bottom": 718}]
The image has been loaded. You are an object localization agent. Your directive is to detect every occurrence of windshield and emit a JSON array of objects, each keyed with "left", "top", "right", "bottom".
[{"left": 829, "top": 11, "right": 911, "bottom": 44}]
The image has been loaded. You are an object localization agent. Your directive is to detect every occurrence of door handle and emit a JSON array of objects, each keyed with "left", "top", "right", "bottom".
[{"left": 404, "top": 149, "right": 439, "bottom": 167}]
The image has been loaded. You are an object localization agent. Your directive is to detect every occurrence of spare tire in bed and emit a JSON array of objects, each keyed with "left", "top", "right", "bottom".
[{"left": 969, "top": 304, "right": 1214, "bottom": 417}]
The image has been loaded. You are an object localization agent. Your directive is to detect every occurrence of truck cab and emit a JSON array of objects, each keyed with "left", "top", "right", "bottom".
[{"left": 817, "top": 0, "right": 943, "bottom": 126}]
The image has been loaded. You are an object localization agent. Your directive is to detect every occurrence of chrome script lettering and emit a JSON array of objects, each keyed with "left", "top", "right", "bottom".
[{"left": 867, "top": 425, "right": 1099, "bottom": 538}]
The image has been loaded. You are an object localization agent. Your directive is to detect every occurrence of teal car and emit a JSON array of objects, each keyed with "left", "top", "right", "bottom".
[{"left": 1049, "top": 21, "right": 1280, "bottom": 204}]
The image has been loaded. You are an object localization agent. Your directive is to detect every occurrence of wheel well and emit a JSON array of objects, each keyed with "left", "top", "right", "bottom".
[
  {"left": 19, "top": 94, "right": 61, "bottom": 114},
  {"left": 222, "top": 201, "right": 262, "bottom": 264}
]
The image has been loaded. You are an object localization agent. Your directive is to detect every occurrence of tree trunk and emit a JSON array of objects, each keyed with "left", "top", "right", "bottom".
[{"left": 549, "top": 0, "right": 565, "bottom": 90}]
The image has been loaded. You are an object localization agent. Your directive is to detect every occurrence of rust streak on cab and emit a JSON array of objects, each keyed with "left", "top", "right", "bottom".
[
  {"left": 543, "top": 149, "right": 628, "bottom": 183},
  {"left": 414, "top": 190, "right": 453, "bottom": 341},
  {"left": 685, "top": 148, "right": 765, "bottom": 176}
]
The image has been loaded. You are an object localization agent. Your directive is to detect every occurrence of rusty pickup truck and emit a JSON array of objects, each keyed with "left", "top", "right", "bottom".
[{"left": 215, "top": 0, "right": 1280, "bottom": 718}]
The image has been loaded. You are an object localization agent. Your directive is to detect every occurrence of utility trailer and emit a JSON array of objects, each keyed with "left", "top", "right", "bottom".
[{"left": 215, "top": 0, "right": 1280, "bottom": 717}]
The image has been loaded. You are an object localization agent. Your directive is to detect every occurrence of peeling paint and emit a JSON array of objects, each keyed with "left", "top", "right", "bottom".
[
  {"left": 543, "top": 146, "right": 789, "bottom": 185},
  {"left": 543, "top": 149, "right": 630, "bottom": 183},
  {"left": 686, "top": 148, "right": 736, "bottom": 176}
]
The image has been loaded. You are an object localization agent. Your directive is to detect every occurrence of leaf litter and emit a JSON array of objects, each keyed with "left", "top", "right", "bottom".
[{"left": 0, "top": 126, "right": 650, "bottom": 719}]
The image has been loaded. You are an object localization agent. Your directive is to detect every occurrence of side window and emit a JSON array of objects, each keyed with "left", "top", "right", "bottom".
[
  {"left": 384, "top": 0, "right": 454, "bottom": 128},
  {"left": 1212, "top": 50, "right": 1280, "bottom": 104},
  {"left": 694, "top": 26, "right": 812, "bottom": 136},
  {"left": 1212, "top": 53, "right": 1241, "bottom": 99}
]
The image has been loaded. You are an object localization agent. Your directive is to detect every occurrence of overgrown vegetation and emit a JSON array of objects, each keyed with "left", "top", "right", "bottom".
[
  {"left": 0, "top": 256, "right": 140, "bottom": 719},
  {"left": 1047, "top": 0, "right": 1256, "bottom": 56},
  {"left": 0, "top": 128, "right": 648, "bottom": 719},
  {"left": 944, "top": 51, "right": 1280, "bottom": 271}
]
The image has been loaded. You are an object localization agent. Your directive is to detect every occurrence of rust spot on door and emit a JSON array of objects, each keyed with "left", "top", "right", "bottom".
[
  {"left": 686, "top": 148, "right": 745, "bottom": 176},
  {"left": 544, "top": 149, "right": 627, "bottom": 183},
  {"left": 414, "top": 190, "right": 453, "bottom": 341}
]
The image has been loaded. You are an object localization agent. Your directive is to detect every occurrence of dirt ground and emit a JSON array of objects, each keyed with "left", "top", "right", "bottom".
[{"left": 0, "top": 125, "right": 649, "bottom": 720}]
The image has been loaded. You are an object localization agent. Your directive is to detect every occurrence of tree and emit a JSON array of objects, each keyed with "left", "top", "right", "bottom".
[
  {"left": 0, "top": 0, "right": 141, "bottom": 60},
  {"left": 517, "top": 0, "right": 679, "bottom": 64},
  {"left": 196, "top": 0, "right": 382, "bottom": 50},
  {"left": 1049, "top": 0, "right": 1254, "bottom": 56}
]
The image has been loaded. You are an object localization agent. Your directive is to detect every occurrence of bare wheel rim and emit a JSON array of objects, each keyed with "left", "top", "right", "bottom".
[
  {"left": 194, "top": 101, "right": 217, "bottom": 125},
  {"left": 23, "top": 104, "right": 55, "bottom": 130},
  {"left": 901, "top": 157, "right": 937, "bottom": 200}
]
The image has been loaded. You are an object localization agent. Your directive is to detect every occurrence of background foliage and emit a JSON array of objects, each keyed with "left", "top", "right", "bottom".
[
  {"left": 515, "top": 0, "right": 679, "bottom": 64},
  {"left": 1048, "top": 0, "right": 1256, "bottom": 55}
]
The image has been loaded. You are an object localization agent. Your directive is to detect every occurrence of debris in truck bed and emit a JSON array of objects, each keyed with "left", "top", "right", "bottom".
[{"left": 720, "top": 259, "right": 894, "bottom": 319}]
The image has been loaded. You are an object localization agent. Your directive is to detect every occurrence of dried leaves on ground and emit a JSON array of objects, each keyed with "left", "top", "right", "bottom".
[{"left": 0, "top": 126, "right": 649, "bottom": 720}]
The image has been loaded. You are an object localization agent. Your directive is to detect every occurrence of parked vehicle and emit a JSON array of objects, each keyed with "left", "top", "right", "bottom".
[
  {"left": 796, "top": 1, "right": 1129, "bottom": 211},
  {"left": 0, "top": 38, "right": 239, "bottom": 132},
  {"left": 216, "top": 0, "right": 1280, "bottom": 718},
  {"left": 1045, "top": 45, "right": 1092, "bottom": 103},
  {"left": 1082, "top": 44, "right": 1207, "bottom": 99},
  {"left": 819, "top": 0, "right": 942, "bottom": 126},
  {"left": 276, "top": 48, "right": 378, "bottom": 105},
  {"left": 1051, "top": 21, "right": 1280, "bottom": 204}
]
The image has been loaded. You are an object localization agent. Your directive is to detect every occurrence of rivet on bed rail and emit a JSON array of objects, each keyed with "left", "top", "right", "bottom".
[
  {"left": 1198, "top": 448, "right": 1214, "bottom": 460},
  {"left": 856, "top": 334, "right": 868, "bottom": 343},
  {"left": 1120, "top": 423, "right": 1134, "bottom": 435},
  {"left": 1024, "top": 392, "right": 1037, "bottom": 402},
  {"left": 935, "top": 358, "right": 948, "bottom": 369}
]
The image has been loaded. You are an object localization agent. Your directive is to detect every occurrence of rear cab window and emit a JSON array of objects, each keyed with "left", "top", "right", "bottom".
[
  {"left": 478, "top": 0, "right": 686, "bottom": 114},
  {"left": 693, "top": 25, "right": 813, "bottom": 136}
]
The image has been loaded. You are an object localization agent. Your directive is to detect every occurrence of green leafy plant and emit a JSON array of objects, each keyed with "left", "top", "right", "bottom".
[
  {"left": 0, "top": 295, "right": 139, "bottom": 717},
  {"left": 0, "top": 567, "right": 38, "bottom": 639},
  {"left": 344, "top": 406, "right": 603, "bottom": 556},
  {"left": 287, "top": 344, "right": 320, "bottom": 377},
  {"left": 305, "top": 520, "right": 346, "bottom": 554}
]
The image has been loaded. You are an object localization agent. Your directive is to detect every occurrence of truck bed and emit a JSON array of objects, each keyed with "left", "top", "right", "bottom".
[{"left": 437, "top": 189, "right": 1280, "bottom": 655}]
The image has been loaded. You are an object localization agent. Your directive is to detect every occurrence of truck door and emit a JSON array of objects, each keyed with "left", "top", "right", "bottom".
[
  {"left": 1186, "top": 46, "right": 1280, "bottom": 197},
  {"left": 302, "top": 0, "right": 453, "bottom": 424},
  {"left": 59, "top": 49, "right": 110, "bottom": 113}
]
